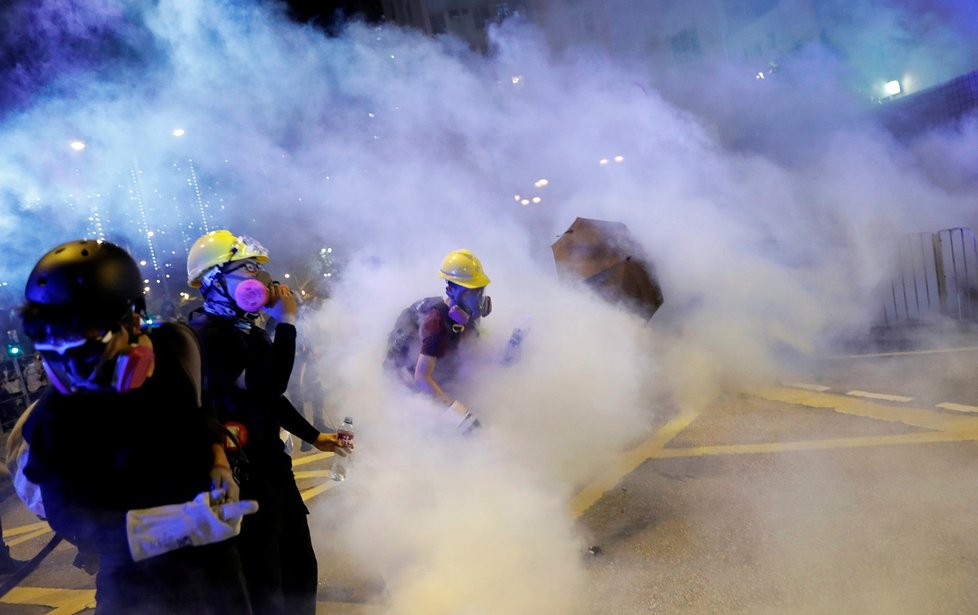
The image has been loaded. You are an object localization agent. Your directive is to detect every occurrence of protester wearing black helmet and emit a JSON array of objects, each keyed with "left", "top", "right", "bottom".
[{"left": 18, "top": 239, "right": 257, "bottom": 614}]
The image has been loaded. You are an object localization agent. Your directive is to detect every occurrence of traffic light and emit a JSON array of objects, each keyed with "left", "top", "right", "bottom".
[{"left": 5, "top": 329, "right": 22, "bottom": 357}]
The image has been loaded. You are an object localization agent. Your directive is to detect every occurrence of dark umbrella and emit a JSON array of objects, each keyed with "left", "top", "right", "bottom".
[{"left": 551, "top": 217, "right": 664, "bottom": 321}]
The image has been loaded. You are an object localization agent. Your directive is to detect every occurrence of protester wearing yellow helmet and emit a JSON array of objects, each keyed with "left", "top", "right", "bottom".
[
  {"left": 385, "top": 249, "right": 492, "bottom": 433},
  {"left": 187, "top": 229, "right": 270, "bottom": 288},
  {"left": 186, "top": 229, "right": 349, "bottom": 614}
]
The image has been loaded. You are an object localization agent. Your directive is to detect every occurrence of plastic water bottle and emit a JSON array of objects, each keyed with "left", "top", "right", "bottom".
[
  {"left": 502, "top": 328, "right": 524, "bottom": 365},
  {"left": 329, "top": 417, "right": 354, "bottom": 481}
]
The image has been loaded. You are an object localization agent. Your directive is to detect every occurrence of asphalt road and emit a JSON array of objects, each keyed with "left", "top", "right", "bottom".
[{"left": 1, "top": 340, "right": 977, "bottom": 614}]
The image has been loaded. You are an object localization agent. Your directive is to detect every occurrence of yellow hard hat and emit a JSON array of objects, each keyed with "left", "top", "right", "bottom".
[
  {"left": 438, "top": 249, "right": 490, "bottom": 289},
  {"left": 187, "top": 230, "right": 269, "bottom": 287}
]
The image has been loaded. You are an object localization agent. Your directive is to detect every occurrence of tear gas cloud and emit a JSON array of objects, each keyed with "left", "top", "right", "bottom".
[{"left": 1, "top": 0, "right": 977, "bottom": 612}]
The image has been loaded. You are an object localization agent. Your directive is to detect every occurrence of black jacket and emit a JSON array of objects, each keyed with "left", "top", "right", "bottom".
[
  {"left": 190, "top": 312, "right": 319, "bottom": 475},
  {"left": 23, "top": 323, "right": 250, "bottom": 614}
]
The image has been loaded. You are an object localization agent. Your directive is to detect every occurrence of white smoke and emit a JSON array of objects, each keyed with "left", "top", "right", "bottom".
[{"left": 2, "top": 0, "right": 978, "bottom": 611}]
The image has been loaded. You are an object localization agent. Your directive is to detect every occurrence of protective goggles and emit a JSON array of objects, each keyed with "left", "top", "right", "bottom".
[
  {"left": 35, "top": 332, "right": 113, "bottom": 392},
  {"left": 35, "top": 331, "right": 112, "bottom": 366},
  {"left": 227, "top": 235, "right": 268, "bottom": 262},
  {"left": 222, "top": 259, "right": 263, "bottom": 276}
]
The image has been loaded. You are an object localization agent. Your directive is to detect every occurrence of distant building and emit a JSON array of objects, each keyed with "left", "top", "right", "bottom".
[
  {"left": 380, "top": 0, "right": 540, "bottom": 51},
  {"left": 382, "top": 0, "right": 978, "bottom": 134},
  {"left": 878, "top": 69, "right": 978, "bottom": 139},
  {"left": 535, "top": 0, "right": 820, "bottom": 74}
]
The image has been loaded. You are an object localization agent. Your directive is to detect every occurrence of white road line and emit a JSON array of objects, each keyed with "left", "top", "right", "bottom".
[
  {"left": 829, "top": 346, "right": 978, "bottom": 359},
  {"left": 846, "top": 390, "right": 914, "bottom": 402},
  {"left": 783, "top": 382, "right": 831, "bottom": 392},
  {"left": 936, "top": 402, "right": 978, "bottom": 414}
]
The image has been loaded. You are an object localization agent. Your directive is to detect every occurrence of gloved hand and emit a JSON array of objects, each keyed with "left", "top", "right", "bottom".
[
  {"left": 210, "top": 463, "right": 239, "bottom": 504},
  {"left": 447, "top": 400, "right": 481, "bottom": 435},
  {"left": 126, "top": 489, "right": 259, "bottom": 562},
  {"left": 313, "top": 432, "right": 351, "bottom": 456}
]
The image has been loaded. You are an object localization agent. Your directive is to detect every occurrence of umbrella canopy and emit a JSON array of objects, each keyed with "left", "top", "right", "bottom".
[{"left": 551, "top": 217, "right": 664, "bottom": 320}]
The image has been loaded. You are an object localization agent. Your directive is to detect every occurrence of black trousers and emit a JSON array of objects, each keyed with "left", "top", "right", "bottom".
[
  {"left": 238, "top": 471, "right": 318, "bottom": 615},
  {"left": 94, "top": 542, "right": 251, "bottom": 615}
]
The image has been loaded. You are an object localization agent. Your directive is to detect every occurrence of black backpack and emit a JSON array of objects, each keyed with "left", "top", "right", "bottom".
[{"left": 384, "top": 297, "right": 448, "bottom": 371}]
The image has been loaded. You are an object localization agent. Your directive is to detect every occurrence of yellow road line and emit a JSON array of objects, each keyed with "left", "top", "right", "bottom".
[
  {"left": 294, "top": 470, "right": 331, "bottom": 479},
  {"left": 571, "top": 409, "right": 701, "bottom": 518},
  {"left": 0, "top": 586, "right": 383, "bottom": 615},
  {"left": 7, "top": 526, "right": 52, "bottom": 547},
  {"left": 1, "top": 587, "right": 96, "bottom": 614},
  {"left": 292, "top": 451, "right": 333, "bottom": 467},
  {"left": 2, "top": 521, "right": 49, "bottom": 539},
  {"left": 573, "top": 386, "right": 978, "bottom": 518},
  {"left": 300, "top": 481, "right": 334, "bottom": 502},
  {"left": 651, "top": 431, "right": 975, "bottom": 458}
]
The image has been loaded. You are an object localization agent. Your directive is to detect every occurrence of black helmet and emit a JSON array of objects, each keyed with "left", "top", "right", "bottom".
[{"left": 25, "top": 239, "right": 145, "bottom": 321}]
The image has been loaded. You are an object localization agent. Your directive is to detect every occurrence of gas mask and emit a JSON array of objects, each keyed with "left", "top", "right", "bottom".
[
  {"left": 210, "top": 259, "right": 275, "bottom": 314},
  {"left": 233, "top": 270, "right": 275, "bottom": 312},
  {"left": 35, "top": 329, "right": 154, "bottom": 395},
  {"left": 446, "top": 284, "right": 492, "bottom": 328}
]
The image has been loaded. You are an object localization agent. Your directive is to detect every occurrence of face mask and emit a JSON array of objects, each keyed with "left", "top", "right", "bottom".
[
  {"left": 234, "top": 278, "right": 270, "bottom": 312},
  {"left": 448, "top": 303, "right": 471, "bottom": 326}
]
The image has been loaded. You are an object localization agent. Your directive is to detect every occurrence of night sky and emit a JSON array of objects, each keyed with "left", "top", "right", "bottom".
[{"left": 281, "top": 0, "right": 384, "bottom": 29}]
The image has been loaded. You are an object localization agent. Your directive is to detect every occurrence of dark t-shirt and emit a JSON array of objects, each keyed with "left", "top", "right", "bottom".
[
  {"left": 420, "top": 304, "right": 455, "bottom": 358},
  {"left": 385, "top": 297, "right": 471, "bottom": 386}
]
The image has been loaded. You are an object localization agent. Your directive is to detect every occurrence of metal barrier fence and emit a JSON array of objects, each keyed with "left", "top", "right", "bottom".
[{"left": 881, "top": 227, "right": 978, "bottom": 325}]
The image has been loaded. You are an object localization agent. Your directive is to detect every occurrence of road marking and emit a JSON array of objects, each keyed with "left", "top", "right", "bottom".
[
  {"left": 1, "top": 587, "right": 96, "bottom": 614},
  {"left": 293, "top": 451, "right": 334, "bottom": 466},
  {"left": 301, "top": 481, "right": 335, "bottom": 502},
  {"left": 294, "top": 470, "right": 332, "bottom": 479},
  {"left": 937, "top": 402, "right": 978, "bottom": 414},
  {"left": 651, "top": 431, "right": 973, "bottom": 458},
  {"left": 573, "top": 386, "right": 978, "bottom": 518},
  {"left": 845, "top": 390, "right": 914, "bottom": 402},
  {"left": 783, "top": 382, "right": 831, "bottom": 392},
  {"left": 754, "top": 386, "right": 978, "bottom": 433},
  {"left": 7, "top": 526, "right": 52, "bottom": 547},
  {"left": 572, "top": 408, "right": 701, "bottom": 518},
  {"left": 0, "top": 587, "right": 384, "bottom": 614},
  {"left": 2, "top": 521, "right": 49, "bottom": 539},
  {"left": 781, "top": 382, "right": 829, "bottom": 393},
  {"left": 829, "top": 346, "right": 978, "bottom": 359}
]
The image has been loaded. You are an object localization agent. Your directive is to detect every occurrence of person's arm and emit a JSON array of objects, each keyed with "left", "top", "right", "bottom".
[
  {"left": 414, "top": 353, "right": 479, "bottom": 433},
  {"left": 414, "top": 354, "right": 454, "bottom": 406},
  {"left": 244, "top": 283, "right": 299, "bottom": 395},
  {"left": 276, "top": 395, "right": 350, "bottom": 453},
  {"left": 276, "top": 395, "right": 320, "bottom": 443},
  {"left": 239, "top": 323, "right": 295, "bottom": 396}
]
